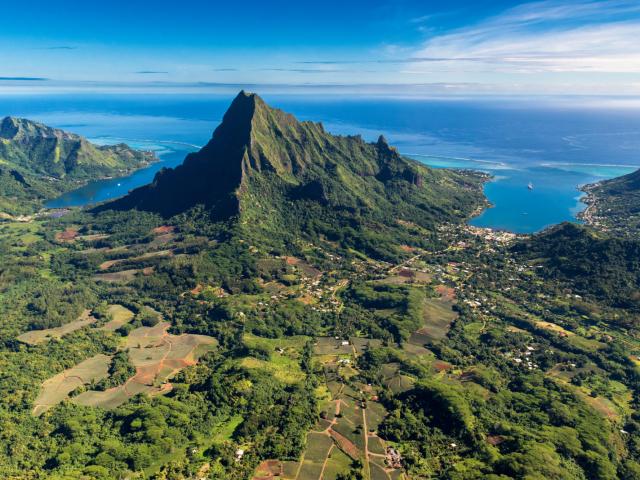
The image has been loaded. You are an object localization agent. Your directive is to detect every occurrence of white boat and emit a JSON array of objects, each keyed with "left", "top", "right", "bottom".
[{"left": 527, "top": 182, "right": 534, "bottom": 190}]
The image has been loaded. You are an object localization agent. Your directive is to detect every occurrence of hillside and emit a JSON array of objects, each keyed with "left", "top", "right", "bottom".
[
  {"left": 0, "top": 116, "right": 156, "bottom": 215},
  {"left": 102, "top": 91, "right": 487, "bottom": 260},
  {"left": 580, "top": 169, "right": 640, "bottom": 235},
  {"left": 513, "top": 222, "right": 640, "bottom": 312},
  {"left": 3, "top": 95, "right": 638, "bottom": 480}
]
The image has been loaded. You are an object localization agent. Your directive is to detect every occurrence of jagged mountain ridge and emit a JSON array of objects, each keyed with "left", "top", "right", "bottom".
[
  {"left": 0, "top": 116, "right": 154, "bottom": 180},
  {"left": 103, "top": 91, "right": 486, "bottom": 242}
]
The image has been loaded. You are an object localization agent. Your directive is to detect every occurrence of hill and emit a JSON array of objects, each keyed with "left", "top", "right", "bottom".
[
  {"left": 0, "top": 116, "right": 156, "bottom": 215},
  {"left": 102, "top": 91, "right": 487, "bottom": 260},
  {"left": 1, "top": 96, "right": 638, "bottom": 480},
  {"left": 513, "top": 222, "right": 640, "bottom": 312},
  {"left": 580, "top": 169, "right": 640, "bottom": 235}
]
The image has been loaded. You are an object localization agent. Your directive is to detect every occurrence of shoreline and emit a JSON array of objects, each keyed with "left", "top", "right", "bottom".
[{"left": 576, "top": 181, "right": 600, "bottom": 227}]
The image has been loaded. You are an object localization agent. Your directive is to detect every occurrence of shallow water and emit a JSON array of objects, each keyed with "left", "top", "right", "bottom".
[{"left": 1, "top": 93, "right": 638, "bottom": 233}]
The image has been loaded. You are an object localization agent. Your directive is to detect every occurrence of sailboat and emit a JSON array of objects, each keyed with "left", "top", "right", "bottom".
[{"left": 528, "top": 182, "right": 534, "bottom": 190}]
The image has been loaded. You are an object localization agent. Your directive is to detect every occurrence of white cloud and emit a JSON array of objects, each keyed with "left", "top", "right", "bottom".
[{"left": 412, "top": 0, "right": 640, "bottom": 74}]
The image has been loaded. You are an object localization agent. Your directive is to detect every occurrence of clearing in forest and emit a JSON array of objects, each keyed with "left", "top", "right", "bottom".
[
  {"left": 376, "top": 268, "right": 432, "bottom": 286},
  {"left": 93, "top": 268, "right": 145, "bottom": 283},
  {"left": 17, "top": 309, "right": 97, "bottom": 345},
  {"left": 98, "top": 249, "right": 174, "bottom": 271},
  {"left": 32, "top": 354, "right": 111, "bottom": 416},
  {"left": 100, "top": 304, "right": 135, "bottom": 331},
  {"left": 73, "top": 321, "right": 217, "bottom": 409},
  {"left": 408, "top": 297, "right": 458, "bottom": 345},
  {"left": 54, "top": 227, "right": 78, "bottom": 242},
  {"left": 33, "top": 320, "right": 217, "bottom": 413}
]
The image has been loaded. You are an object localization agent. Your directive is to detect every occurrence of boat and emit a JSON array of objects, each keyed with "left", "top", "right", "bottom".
[{"left": 527, "top": 182, "right": 534, "bottom": 190}]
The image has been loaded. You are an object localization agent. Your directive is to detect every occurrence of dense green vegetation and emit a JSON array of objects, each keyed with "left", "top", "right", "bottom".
[
  {"left": 0, "top": 116, "right": 155, "bottom": 215},
  {"left": 0, "top": 93, "right": 639, "bottom": 479},
  {"left": 581, "top": 168, "right": 640, "bottom": 236},
  {"left": 513, "top": 222, "right": 640, "bottom": 312},
  {"left": 103, "top": 91, "right": 487, "bottom": 262}
]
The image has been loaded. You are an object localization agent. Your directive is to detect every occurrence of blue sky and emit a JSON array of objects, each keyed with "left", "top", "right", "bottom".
[{"left": 1, "top": 0, "right": 639, "bottom": 95}]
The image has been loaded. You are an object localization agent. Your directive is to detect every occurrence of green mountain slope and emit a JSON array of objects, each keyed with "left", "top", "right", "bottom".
[
  {"left": 581, "top": 168, "right": 640, "bottom": 235},
  {"left": 513, "top": 222, "right": 640, "bottom": 312},
  {"left": 0, "top": 116, "right": 156, "bottom": 215},
  {"left": 103, "top": 91, "right": 487, "bottom": 260}
]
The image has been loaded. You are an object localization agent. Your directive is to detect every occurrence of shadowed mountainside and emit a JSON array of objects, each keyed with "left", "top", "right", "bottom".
[{"left": 101, "top": 91, "right": 487, "bottom": 258}]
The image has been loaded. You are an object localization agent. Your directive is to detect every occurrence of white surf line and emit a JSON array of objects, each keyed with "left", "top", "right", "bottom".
[
  {"left": 90, "top": 136, "right": 203, "bottom": 150},
  {"left": 404, "top": 152, "right": 508, "bottom": 167},
  {"left": 540, "top": 162, "right": 640, "bottom": 168}
]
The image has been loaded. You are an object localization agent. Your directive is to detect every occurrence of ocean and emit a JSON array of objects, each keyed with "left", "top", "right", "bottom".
[{"left": 1, "top": 93, "right": 639, "bottom": 233}]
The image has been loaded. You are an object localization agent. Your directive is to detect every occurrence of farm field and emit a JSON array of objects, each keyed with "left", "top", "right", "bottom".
[
  {"left": 32, "top": 354, "right": 111, "bottom": 416},
  {"left": 93, "top": 268, "right": 142, "bottom": 283},
  {"left": 33, "top": 319, "right": 217, "bottom": 412},
  {"left": 408, "top": 296, "right": 458, "bottom": 345},
  {"left": 253, "top": 333, "right": 406, "bottom": 480},
  {"left": 74, "top": 321, "right": 217, "bottom": 409},
  {"left": 17, "top": 309, "right": 97, "bottom": 345},
  {"left": 100, "top": 304, "right": 135, "bottom": 331}
]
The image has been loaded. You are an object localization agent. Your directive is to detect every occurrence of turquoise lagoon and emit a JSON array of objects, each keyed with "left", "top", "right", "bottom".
[{"left": 0, "top": 93, "right": 637, "bottom": 233}]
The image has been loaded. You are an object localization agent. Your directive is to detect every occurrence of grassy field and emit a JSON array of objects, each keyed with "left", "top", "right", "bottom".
[
  {"left": 374, "top": 269, "right": 431, "bottom": 286},
  {"left": 321, "top": 448, "right": 352, "bottom": 480},
  {"left": 33, "top": 320, "right": 217, "bottom": 412},
  {"left": 239, "top": 356, "right": 305, "bottom": 385},
  {"left": 98, "top": 249, "right": 174, "bottom": 271},
  {"left": 17, "top": 309, "right": 97, "bottom": 345},
  {"left": 240, "top": 332, "right": 309, "bottom": 385},
  {"left": 380, "top": 363, "right": 416, "bottom": 395},
  {"left": 33, "top": 354, "right": 111, "bottom": 416},
  {"left": 408, "top": 297, "right": 458, "bottom": 345},
  {"left": 100, "top": 304, "right": 135, "bottom": 331},
  {"left": 93, "top": 269, "right": 141, "bottom": 283},
  {"left": 0, "top": 221, "right": 43, "bottom": 249},
  {"left": 314, "top": 337, "right": 354, "bottom": 355},
  {"left": 535, "top": 321, "right": 574, "bottom": 336}
]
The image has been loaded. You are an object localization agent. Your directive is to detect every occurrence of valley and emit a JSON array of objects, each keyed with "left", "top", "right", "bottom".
[{"left": 0, "top": 93, "right": 638, "bottom": 480}]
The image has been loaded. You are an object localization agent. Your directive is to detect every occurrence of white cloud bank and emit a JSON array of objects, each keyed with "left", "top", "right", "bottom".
[{"left": 414, "top": 0, "right": 640, "bottom": 74}]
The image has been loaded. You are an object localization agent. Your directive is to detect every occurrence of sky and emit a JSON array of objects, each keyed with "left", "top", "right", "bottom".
[{"left": 1, "top": 0, "right": 639, "bottom": 95}]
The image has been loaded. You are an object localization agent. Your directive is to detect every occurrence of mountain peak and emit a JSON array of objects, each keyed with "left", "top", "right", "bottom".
[
  {"left": 221, "top": 90, "right": 272, "bottom": 127},
  {"left": 0, "top": 116, "right": 80, "bottom": 144},
  {"left": 224, "top": 90, "right": 259, "bottom": 120},
  {"left": 1, "top": 116, "right": 38, "bottom": 140},
  {"left": 100, "top": 91, "right": 482, "bottom": 224}
]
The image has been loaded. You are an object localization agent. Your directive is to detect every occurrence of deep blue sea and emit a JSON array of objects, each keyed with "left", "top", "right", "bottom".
[{"left": 1, "top": 93, "right": 639, "bottom": 233}]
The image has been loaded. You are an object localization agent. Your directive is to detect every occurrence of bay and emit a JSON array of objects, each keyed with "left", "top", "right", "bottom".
[{"left": 1, "top": 93, "right": 639, "bottom": 233}]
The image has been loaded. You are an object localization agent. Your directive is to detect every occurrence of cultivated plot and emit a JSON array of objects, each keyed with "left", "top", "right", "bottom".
[
  {"left": 33, "top": 319, "right": 217, "bottom": 413},
  {"left": 17, "top": 309, "right": 97, "bottom": 345},
  {"left": 73, "top": 321, "right": 217, "bottom": 409},
  {"left": 32, "top": 354, "right": 111, "bottom": 416}
]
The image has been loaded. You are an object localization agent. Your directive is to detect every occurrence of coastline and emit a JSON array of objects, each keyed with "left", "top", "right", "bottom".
[{"left": 576, "top": 181, "right": 600, "bottom": 228}]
